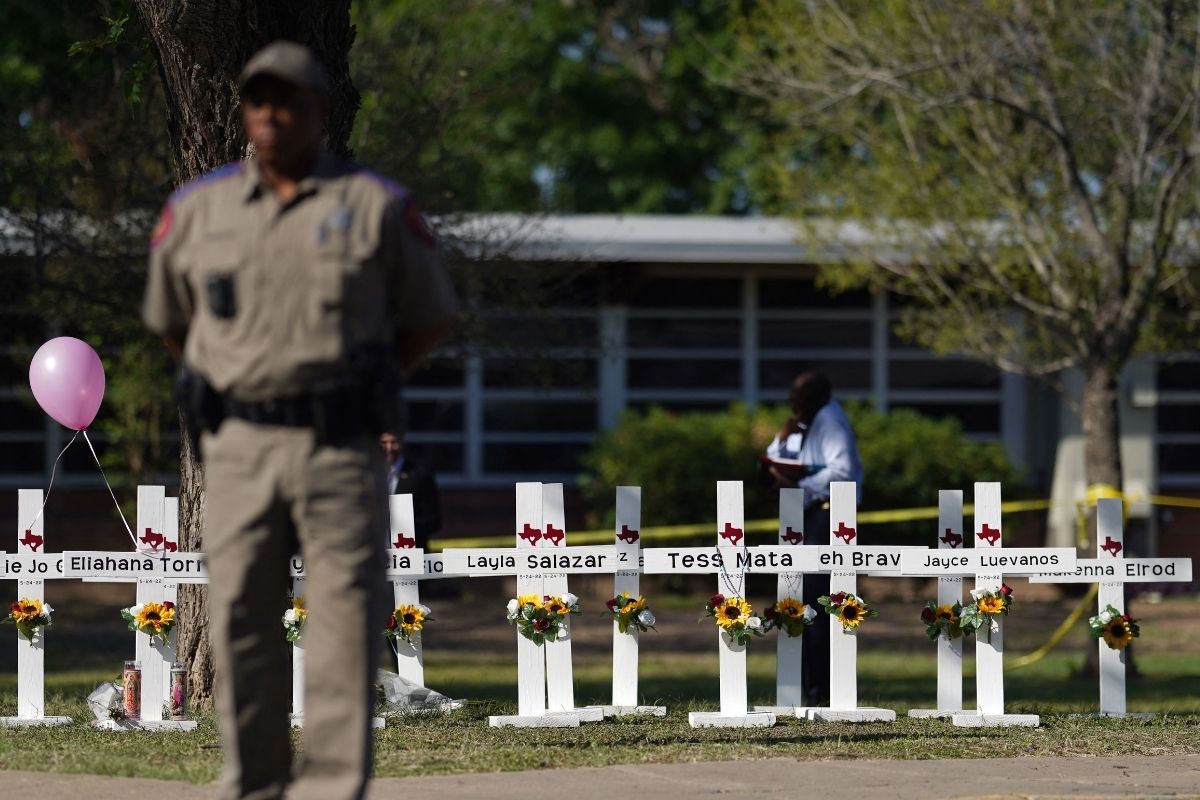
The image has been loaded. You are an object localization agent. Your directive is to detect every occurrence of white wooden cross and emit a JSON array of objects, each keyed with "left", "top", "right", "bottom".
[
  {"left": 287, "top": 511, "right": 425, "bottom": 729},
  {"left": 642, "top": 480, "right": 785, "bottom": 728},
  {"left": 1028, "top": 496, "right": 1192, "bottom": 717},
  {"left": 0, "top": 489, "right": 72, "bottom": 727},
  {"left": 599, "top": 485, "right": 665, "bottom": 718},
  {"left": 440, "top": 482, "right": 617, "bottom": 728},
  {"left": 379, "top": 492, "right": 463, "bottom": 712},
  {"left": 64, "top": 485, "right": 205, "bottom": 731},
  {"left": 751, "top": 487, "right": 806, "bottom": 716},
  {"left": 900, "top": 482, "right": 1077, "bottom": 726},
  {"left": 805, "top": 481, "right": 898, "bottom": 723},
  {"left": 908, "top": 489, "right": 966, "bottom": 718}
]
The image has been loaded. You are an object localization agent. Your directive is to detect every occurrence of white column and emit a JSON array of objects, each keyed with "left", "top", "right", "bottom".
[
  {"left": 972, "top": 482, "right": 1004, "bottom": 716},
  {"left": 135, "top": 486, "right": 167, "bottom": 723},
  {"left": 598, "top": 306, "right": 628, "bottom": 429}
]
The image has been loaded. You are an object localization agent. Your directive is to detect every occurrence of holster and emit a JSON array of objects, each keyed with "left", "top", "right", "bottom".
[{"left": 174, "top": 364, "right": 225, "bottom": 459}]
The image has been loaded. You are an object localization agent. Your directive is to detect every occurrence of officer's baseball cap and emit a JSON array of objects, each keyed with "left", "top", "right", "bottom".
[{"left": 239, "top": 41, "right": 329, "bottom": 96}]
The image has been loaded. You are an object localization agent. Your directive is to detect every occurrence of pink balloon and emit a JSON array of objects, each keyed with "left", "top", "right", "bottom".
[{"left": 28, "top": 337, "right": 106, "bottom": 430}]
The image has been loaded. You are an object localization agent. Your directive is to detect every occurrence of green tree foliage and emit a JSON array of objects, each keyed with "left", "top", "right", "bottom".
[
  {"left": 581, "top": 401, "right": 1023, "bottom": 543},
  {"left": 0, "top": 1, "right": 175, "bottom": 488},
  {"left": 351, "top": 0, "right": 772, "bottom": 214},
  {"left": 722, "top": 0, "right": 1200, "bottom": 491}
]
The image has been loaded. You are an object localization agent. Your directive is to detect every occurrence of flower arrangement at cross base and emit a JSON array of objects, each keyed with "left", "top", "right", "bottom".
[
  {"left": 122, "top": 600, "right": 176, "bottom": 645},
  {"left": 507, "top": 592, "right": 579, "bottom": 646},
  {"left": 282, "top": 596, "right": 307, "bottom": 643},
  {"left": 818, "top": 591, "right": 877, "bottom": 633},
  {"left": 920, "top": 601, "right": 964, "bottom": 641},
  {"left": 701, "top": 593, "right": 763, "bottom": 646},
  {"left": 1089, "top": 604, "right": 1140, "bottom": 651},
  {"left": 763, "top": 596, "right": 817, "bottom": 637},
  {"left": 5, "top": 597, "right": 53, "bottom": 642},
  {"left": 959, "top": 584, "right": 1013, "bottom": 640},
  {"left": 604, "top": 592, "right": 656, "bottom": 634},
  {"left": 385, "top": 603, "right": 432, "bottom": 646}
]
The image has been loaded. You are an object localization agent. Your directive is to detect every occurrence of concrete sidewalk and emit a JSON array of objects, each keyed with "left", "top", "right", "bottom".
[{"left": 6, "top": 754, "right": 1200, "bottom": 799}]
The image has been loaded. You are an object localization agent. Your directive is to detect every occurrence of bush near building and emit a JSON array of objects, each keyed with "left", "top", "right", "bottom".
[{"left": 581, "top": 401, "right": 1025, "bottom": 544}]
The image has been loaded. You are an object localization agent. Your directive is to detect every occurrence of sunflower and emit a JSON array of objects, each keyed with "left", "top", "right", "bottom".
[
  {"left": 543, "top": 596, "right": 570, "bottom": 616},
  {"left": 976, "top": 595, "right": 1006, "bottom": 615},
  {"left": 836, "top": 597, "right": 869, "bottom": 629},
  {"left": 135, "top": 601, "right": 175, "bottom": 634},
  {"left": 516, "top": 593, "right": 541, "bottom": 608},
  {"left": 625, "top": 593, "right": 647, "bottom": 611},
  {"left": 1102, "top": 619, "right": 1135, "bottom": 650},
  {"left": 395, "top": 604, "right": 425, "bottom": 633},
  {"left": 934, "top": 603, "right": 960, "bottom": 626},
  {"left": 10, "top": 598, "right": 44, "bottom": 623},
  {"left": 777, "top": 597, "right": 806, "bottom": 619},
  {"left": 714, "top": 597, "right": 752, "bottom": 629}
]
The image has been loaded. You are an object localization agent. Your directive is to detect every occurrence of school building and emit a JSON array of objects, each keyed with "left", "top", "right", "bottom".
[{"left": 1, "top": 214, "right": 1197, "bottom": 561}]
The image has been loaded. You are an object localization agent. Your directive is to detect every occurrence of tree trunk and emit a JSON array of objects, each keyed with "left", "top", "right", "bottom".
[
  {"left": 131, "top": 0, "right": 359, "bottom": 709},
  {"left": 1080, "top": 360, "right": 1123, "bottom": 492}
]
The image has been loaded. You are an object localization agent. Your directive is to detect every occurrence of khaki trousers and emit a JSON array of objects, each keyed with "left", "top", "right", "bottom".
[{"left": 203, "top": 419, "right": 389, "bottom": 800}]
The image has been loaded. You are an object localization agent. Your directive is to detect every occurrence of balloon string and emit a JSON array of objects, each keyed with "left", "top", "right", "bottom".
[
  {"left": 21, "top": 429, "right": 80, "bottom": 537},
  {"left": 81, "top": 430, "right": 141, "bottom": 550}
]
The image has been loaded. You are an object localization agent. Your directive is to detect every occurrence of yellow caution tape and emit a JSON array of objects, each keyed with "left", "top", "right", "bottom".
[
  {"left": 430, "top": 491, "right": 1197, "bottom": 551},
  {"left": 1009, "top": 583, "right": 1099, "bottom": 670}
]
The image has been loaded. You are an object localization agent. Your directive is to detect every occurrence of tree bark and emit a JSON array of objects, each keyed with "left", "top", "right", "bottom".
[
  {"left": 130, "top": 0, "right": 359, "bottom": 709},
  {"left": 1080, "top": 360, "right": 1122, "bottom": 491}
]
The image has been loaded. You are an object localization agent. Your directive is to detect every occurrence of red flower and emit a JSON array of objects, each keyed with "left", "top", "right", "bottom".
[
  {"left": 765, "top": 605, "right": 778, "bottom": 619},
  {"left": 9, "top": 602, "right": 20, "bottom": 613},
  {"left": 605, "top": 598, "right": 619, "bottom": 612},
  {"left": 829, "top": 592, "right": 846, "bottom": 605},
  {"left": 163, "top": 601, "right": 175, "bottom": 610},
  {"left": 710, "top": 594, "right": 725, "bottom": 607},
  {"left": 920, "top": 607, "right": 935, "bottom": 622},
  {"left": 1000, "top": 584, "right": 1013, "bottom": 597},
  {"left": 533, "top": 618, "right": 551, "bottom": 632},
  {"left": 1122, "top": 613, "right": 1133, "bottom": 622},
  {"left": 386, "top": 615, "right": 398, "bottom": 631}
]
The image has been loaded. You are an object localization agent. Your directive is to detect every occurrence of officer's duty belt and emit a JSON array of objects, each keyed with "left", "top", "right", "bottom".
[{"left": 223, "top": 386, "right": 364, "bottom": 436}]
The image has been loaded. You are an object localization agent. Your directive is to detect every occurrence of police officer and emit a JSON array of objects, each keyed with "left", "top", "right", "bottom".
[{"left": 142, "top": 41, "right": 457, "bottom": 800}]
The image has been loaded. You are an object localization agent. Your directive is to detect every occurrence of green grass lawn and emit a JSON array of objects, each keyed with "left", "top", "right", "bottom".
[{"left": 3, "top": 647, "right": 1200, "bottom": 783}]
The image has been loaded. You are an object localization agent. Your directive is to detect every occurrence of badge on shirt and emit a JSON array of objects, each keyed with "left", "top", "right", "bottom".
[{"left": 317, "top": 207, "right": 353, "bottom": 244}]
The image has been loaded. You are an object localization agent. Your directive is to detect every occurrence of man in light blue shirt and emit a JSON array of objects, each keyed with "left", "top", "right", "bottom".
[{"left": 764, "top": 371, "right": 864, "bottom": 706}]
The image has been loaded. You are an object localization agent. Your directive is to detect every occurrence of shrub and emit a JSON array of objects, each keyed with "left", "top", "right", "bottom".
[{"left": 580, "top": 400, "right": 1026, "bottom": 544}]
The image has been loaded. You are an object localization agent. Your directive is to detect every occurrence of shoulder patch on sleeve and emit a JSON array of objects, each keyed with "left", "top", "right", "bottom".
[
  {"left": 403, "top": 197, "right": 438, "bottom": 246},
  {"left": 149, "top": 202, "right": 174, "bottom": 250}
]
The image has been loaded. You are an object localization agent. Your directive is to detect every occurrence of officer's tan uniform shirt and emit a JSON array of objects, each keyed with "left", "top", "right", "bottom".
[{"left": 143, "top": 153, "right": 456, "bottom": 401}]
